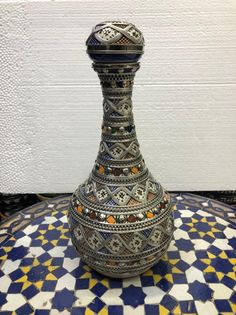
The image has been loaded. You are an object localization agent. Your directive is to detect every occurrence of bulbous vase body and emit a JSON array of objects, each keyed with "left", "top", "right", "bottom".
[{"left": 67, "top": 21, "right": 174, "bottom": 278}]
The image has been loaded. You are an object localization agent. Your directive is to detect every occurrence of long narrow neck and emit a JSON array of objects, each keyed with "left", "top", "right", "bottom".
[{"left": 92, "top": 63, "right": 147, "bottom": 181}]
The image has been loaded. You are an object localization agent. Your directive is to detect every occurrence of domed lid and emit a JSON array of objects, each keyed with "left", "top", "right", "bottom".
[{"left": 86, "top": 21, "right": 144, "bottom": 63}]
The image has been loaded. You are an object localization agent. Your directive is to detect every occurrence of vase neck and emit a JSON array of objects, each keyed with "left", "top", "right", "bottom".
[{"left": 91, "top": 63, "right": 147, "bottom": 179}]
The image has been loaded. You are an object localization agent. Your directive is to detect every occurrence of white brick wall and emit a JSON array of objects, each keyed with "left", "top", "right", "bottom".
[{"left": 1, "top": 0, "right": 236, "bottom": 193}]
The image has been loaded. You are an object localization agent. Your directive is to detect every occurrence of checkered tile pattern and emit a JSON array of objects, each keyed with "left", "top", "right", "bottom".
[{"left": 0, "top": 195, "right": 235, "bottom": 315}]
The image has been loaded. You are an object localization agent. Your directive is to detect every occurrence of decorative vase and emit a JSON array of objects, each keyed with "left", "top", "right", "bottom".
[{"left": 68, "top": 21, "right": 174, "bottom": 278}]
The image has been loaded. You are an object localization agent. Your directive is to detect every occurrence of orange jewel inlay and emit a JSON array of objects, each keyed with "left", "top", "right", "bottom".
[
  {"left": 98, "top": 165, "right": 105, "bottom": 174},
  {"left": 107, "top": 215, "right": 116, "bottom": 224},
  {"left": 131, "top": 167, "right": 139, "bottom": 174},
  {"left": 146, "top": 211, "right": 154, "bottom": 218},
  {"left": 77, "top": 205, "right": 83, "bottom": 213}
]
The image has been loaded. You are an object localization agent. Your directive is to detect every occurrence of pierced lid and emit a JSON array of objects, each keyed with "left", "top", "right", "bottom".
[{"left": 86, "top": 21, "right": 144, "bottom": 63}]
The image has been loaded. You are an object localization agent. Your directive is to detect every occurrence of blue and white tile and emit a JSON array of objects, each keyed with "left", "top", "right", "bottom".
[
  {"left": 169, "top": 284, "right": 192, "bottom": 301},
  {"left": 29, "top": 292, "right": 55, "bottom": 310},
  {"left": 195, "top": 301, "right": 218, "bottom": 315},
  {"left": 74, "top": 289, "right": 96, "bottom": 306},
  {"left": 101, "top": 288, "right": 123, "bottom": 305},
  {"left": 185, "top": 266, "right": 206, "bottom": 283}
]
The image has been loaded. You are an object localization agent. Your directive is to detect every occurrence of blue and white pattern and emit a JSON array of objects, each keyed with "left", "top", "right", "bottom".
[{"left": 0, "top": 194, "right": 235, "bottom": 314}]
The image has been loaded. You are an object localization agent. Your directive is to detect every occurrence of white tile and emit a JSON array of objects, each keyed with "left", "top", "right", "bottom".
[
  {"left": 124, "top": 305, "right": 145, "bottom": 315},
  {"left": 176, "top": 196, "right": 183, "bottom": 201},
  {"left": 223, "top": 226, "right": 236, "bottom": 239},
  {"left": 15, "top": 235, "right": 32, "bottom": 247},
  {"left": 0, "top": 229, "right": 8, "bottom": 234},
  {"left": 195, "top": 301, "right": 218, "bottom": 315},
  {"left": 30, "top": 292, "right": 55, "bottom": 309},
  {"left": 2, "top": 294, "right": 26, "bottom": 311},
  {"left": 212, "top": 239, "right": 232, "bottom": 250},
  {"left": 192, "top": 239, "right": 210, "bottom": 250},
  {"left": 55, "top": 273, "right": 75, "bottom": 290},
  {"left": 101, "top": 288, "right": 123, "bottom": 305},
  {"left": 201, "top": 202, "right": 209, "bottom": 207},
  {"left": 0, "top": 275, "right": 11, "bottom": 292},
  {"left": 27, "top": 247, "right": 45, "bottom": 258},
  {"left": 23, "top": 225, "right": 39, "bottom": 235},
  {"left": 123, "top": 276, "right": 141, "bottom": 287},
  {"left": 209, "top": 283, "right": 233, "bottom": 299},
  {"left": 174, "top": 229, "right": 189, "bottom": 240},
  {"left": 169, "top": 240, "right": 178, "bottom": 251},
  {"left": 215, "top": 217, "right": 228, "bottom": 225},
  {"left": 2, "top": 259, "right": 21, "bottom": 275},
  {"left": 50, "top": 310, "right": 70, "bottom": 315},
  {"left": 143, "top": 286, "right": 165, "bottom": 304},
  {"left": 59, "top": 215, "right": 67, "bottom": 223},
  {"left": 174, "top": 218, "right": 183, "bottom": 228},
  {"left": 179, "top": 251, "right": 197, "bottom": 265},
  {"left": 179, "top": 210, "right": 194, "bottom": 218},
  {"left": 42, "top": 216, "right": 58, "bottom": 224},
  {"left": 169, "top": 284, "right": 192, "bottom": 301},
  {"left": 185, "top": 266, "right": 205, "bottom": 283},
  {"left": 197, "top": 210, "right": 213, "bottom": 217},
  {"left": 75, "top": 289, "right": 95, "bottom": 306},
  {"left": 62, "top": 257, "right": 80, "bottom": 272},
  {"left": 47, "top": 246, "right": 67, "bottom": 257}
]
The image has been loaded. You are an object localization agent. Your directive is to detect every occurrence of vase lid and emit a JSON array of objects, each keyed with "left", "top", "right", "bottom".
[{"left": 86, "top": 21, "right": 144, "bottom": 63}]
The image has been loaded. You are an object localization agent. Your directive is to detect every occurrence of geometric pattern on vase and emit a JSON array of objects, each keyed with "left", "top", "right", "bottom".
[{"left": 68, "top": 21, "right": 174, "bottom": 278}]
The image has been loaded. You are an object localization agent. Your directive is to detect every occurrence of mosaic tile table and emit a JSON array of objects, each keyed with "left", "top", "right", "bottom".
[{"left": 0, "top": 193, "right": 235, "bottom": 315}]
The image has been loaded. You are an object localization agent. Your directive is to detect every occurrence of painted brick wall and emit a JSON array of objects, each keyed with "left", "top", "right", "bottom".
[{"left": 1, "top": 0, "right": 236, "bottom": 193}]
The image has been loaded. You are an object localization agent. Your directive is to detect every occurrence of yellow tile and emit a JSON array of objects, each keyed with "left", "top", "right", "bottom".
[
  {"left": 159, "top": 305, "right": 169, "bottom": 315},
  {"left": 16, "top": 275, "right": 27, "bottom": 283},
  {"left": 45, "top": 273, "right": 58, "bottom": 281},
  {"left": 101, "top": 279, "right": 109, "bottom": 288},
  {"left": 51, "top": 240, "right": 58, "bottom": 246},
  {"left": 85, "top": 308, "right": 95, "bottom": 315},
  {"left": 89, "top": 279, "right": 98, "bottom": 288},
  {"left": 48, "top": 266, "right": 59, "bottom": 272},
  {"left": 207, "top": 252, "right": 216, "bottom": 259},
  {"left": 227, "top": 272, "right": 236, "bottom": 280},
  {"left": 173, "top": 305, "right": 181, "bottom": 315},
  {"left": 199, "top": 232, "right": 205, "bottom": 238},
  {"left": 201, "top": 259, "right": 211, "bottom": 265},
  {"left": 39, "top": 230, "right": 47, "bottom": 235},
  {"left": 22, "top": 281, "right": 32, "bottom": 291},
  {"left": 35, "top": 280, "right": 43, "bottom": 289},
  {"left": 204, "top": 266, "right": 215, "bottom": 272},
  {"left": 219, "top": 251, "right": 227, "bottom": 259},
  {"left": 211, "top": 227, "right": 220, "bottom": 232},
  {"left": 165, "top": 274, "right": 173, "bottom": 283},
  {"left": 229, "top": 258, "right": 236, "bottom": 265},
  {"left": 44, "top": 258, "right": 53, "bottom": 266},
  {"left": 153, "top": 275, "right": 162, "bottom": 283},
  {"left": 207, "top": 232, "right": 215, "bottom": 238},
  {"left": 230, "top": 302, "right": 236, "bottom": 313},
  {"left": 172, "top": 267, "right": 182, "bottom": 274},
  {"left": 81, "top": 272, "right": 92, "bottom": 279},
  {"left": 21, "top": 266, "right": 31, "bottom": 273},
  {"left": 169, "top": 259, "right": 179, "bottom": 265},
  {"left": 98, "top": 307, "right": 108, "bottom": 315},
  {"left": 216, "top": 272, "right": 224, "bottom": 281}
]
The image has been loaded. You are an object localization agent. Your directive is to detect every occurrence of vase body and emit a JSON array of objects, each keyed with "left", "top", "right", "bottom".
[{"left": 68, "top": 21, "right": 174, "bottom": 278}]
